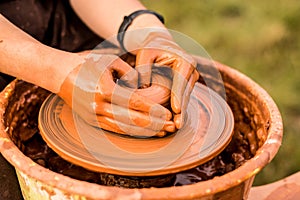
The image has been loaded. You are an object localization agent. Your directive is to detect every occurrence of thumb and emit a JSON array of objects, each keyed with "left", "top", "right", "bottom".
[{"left": 136, "top": 49, "right": 155, "bottom": 88}]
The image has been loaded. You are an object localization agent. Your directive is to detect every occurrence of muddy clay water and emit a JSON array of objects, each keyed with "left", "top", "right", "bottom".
[{"left": 3, "top": 72, "right": 263, "bottom": 188}]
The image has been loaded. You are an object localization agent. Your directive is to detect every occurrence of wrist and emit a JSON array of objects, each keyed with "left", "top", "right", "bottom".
[
  {"left": 51, "top": 51, "right": 85, "bottom": 94},
  {"left": 118, "top": 10, "right": 172, "bottom": 53},
  {"left": 124, "top": 27, "right": 173, "bottom": 54},
  {"left": 34, "top": 44, "right": 85, "bottom": 94},
  {"left": 124, "top": 11, "right": 165, "bottom": 32}
]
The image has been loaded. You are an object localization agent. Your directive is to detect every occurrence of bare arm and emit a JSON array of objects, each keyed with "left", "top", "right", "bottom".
[
  {"left": 0, "top": 14, "right": 84, "bottom": 93},
  {"left": 69, "top": 0, "right": 166, "bottom": 45},
  {"left": 0, "top": 0, "right": 165, "bottom": 93}
]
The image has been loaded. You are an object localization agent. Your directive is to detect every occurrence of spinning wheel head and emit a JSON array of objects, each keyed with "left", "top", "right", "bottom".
[{"left": 39, "top": 83, "right": 234, "bottom": 176}]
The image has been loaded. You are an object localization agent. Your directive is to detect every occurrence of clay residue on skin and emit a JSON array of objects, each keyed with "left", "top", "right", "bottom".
[{"left": 59, "top": 55, "right": 174, "bottom": 137}]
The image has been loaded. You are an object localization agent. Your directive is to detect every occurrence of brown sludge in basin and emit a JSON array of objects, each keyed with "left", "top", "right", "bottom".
[{"left": 3, "top": 76, "right": 266, "bottom": 188}]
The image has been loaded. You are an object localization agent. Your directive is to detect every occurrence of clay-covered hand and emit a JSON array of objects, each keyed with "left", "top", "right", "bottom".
[
  {"left": 135, "top": 33, "right": 199, "bottom": 129},
  {"left": 58, "top": 53, "right": 175, "bottom": 137}
]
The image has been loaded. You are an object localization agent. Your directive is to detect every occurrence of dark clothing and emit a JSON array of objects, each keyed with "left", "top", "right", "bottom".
[
  {"left": 0, "top": 1, "right": 106, "bottom": 199},
  {"left": 0, "top": 0, "right": 106, "bottom": 87},
  {"left": 0, "top": 0, "right": 103, "bottom": 51}
]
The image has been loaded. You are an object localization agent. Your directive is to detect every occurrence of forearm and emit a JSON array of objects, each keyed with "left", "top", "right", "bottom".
[
  {"left": 0, "top": 14, "right": 84, "bottom": 93},
  {"left": 69, "top": 0, "right": 168, "bottom": 46}
]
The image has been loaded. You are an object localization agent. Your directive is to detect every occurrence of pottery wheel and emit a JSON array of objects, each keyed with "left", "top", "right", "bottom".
[{"left": 39, "top": 82, "right": 234, "bottom": 176}]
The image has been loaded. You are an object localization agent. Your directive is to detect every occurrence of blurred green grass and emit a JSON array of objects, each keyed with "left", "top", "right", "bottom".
[{"left": 141, "top": 0, "right": 300, "bottom": 185}]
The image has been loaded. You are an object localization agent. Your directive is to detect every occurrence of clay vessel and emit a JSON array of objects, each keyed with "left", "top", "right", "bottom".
[{"left": 0, "top": 55, "right": 282, "bottom": 200}]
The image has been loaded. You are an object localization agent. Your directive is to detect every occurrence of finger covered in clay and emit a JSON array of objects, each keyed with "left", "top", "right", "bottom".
[
  {"left": 96, "top": 116, "right": 168, "bottom": 137},
  {"left": 174, "top": 70, "right": 199, "bottom": 129},
  {"left": 94, "top": 102, "right": 176, "bottom": 133}
]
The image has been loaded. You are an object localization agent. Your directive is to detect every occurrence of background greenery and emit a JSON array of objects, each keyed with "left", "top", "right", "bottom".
[{"left": 141, "top": 0, "right": 300, "bottom": 185}]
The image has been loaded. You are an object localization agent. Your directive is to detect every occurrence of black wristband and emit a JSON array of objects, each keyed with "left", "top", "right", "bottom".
[{"left": 117, "top": 10, "right": 165, "bottom": 52}]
